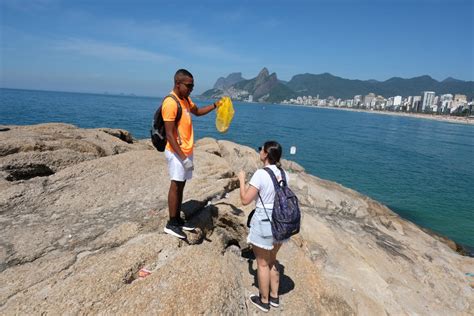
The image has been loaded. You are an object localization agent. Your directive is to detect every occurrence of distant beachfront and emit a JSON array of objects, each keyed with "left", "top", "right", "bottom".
[{"left": 283, "top": 103, "right": 474, "bottom": 125}]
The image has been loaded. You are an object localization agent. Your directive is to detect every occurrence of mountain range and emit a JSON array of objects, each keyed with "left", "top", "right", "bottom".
[{"left": 201, "top": 68, "right": 474, "bottom": 103}]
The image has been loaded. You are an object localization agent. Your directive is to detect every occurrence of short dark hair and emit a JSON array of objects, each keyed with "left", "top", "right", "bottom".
[
  {"left": 263, "top": 141, "right": 282, "bottom": 166},
  {"left": 174, "top": 69, "right": 193, "bottom": 83}
]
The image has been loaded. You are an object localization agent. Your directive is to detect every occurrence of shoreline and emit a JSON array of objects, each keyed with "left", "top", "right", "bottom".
[{"left": 278, "top": 103, "right": 474, "bottom": 125}]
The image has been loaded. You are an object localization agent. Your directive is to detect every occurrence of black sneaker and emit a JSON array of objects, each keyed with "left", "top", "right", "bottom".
[
  {"left": 164, "top": 222, "right": 186, "bottom": 239},
  {"left": 177, "top": 217, "right": 195, "bottom": 231},
  {"left": 269, "top": 295, "right": 279, "bottom": 308},
  {"left": 249, "top": 294, "right": 269, "bottom": 312}
]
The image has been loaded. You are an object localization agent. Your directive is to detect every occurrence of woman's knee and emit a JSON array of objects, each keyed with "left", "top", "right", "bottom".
[
  {"left": 271, "top": 264, "right": 280, "bottom": 274},
  {"left": 256, "top": 256, "right": 270, "bottom": 269}
]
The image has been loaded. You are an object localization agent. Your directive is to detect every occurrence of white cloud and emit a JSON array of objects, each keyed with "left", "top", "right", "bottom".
[
  {"left": 54, "top": 38, "right": 176, "bottom": 63},
  {"left": 56, "top": 11, "right": 256, "bottom": 63}
]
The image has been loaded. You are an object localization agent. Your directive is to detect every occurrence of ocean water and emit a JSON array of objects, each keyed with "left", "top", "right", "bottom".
[{"left": 1, "top": 88, "right": 473, "bottom": 251}]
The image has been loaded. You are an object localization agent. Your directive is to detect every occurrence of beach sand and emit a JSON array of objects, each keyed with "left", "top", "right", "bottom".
[{"left": 282, "top": 103, "right": 474, "bottom": 125}]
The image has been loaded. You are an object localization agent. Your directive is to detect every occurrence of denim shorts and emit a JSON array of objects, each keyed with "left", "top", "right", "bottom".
[{"left": 247, "top": 207, "right": 276, "bottom": 250}]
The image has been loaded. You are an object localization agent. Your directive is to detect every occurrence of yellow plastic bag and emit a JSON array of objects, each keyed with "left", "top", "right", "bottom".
[{"left": 215, "top": 96, "right": 234, "bottom": 133}]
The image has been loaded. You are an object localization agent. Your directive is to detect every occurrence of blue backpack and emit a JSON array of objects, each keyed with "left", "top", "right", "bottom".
[{"left": 263, "top": 167, "right": 301, "bottom": 241}]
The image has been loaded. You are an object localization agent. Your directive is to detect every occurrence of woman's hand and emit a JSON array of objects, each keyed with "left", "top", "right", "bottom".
[
  {"left": 238, "top": 170, "right": 246, "bottom": 183},
  {"left": 238, "top": 170, "right": 258, "bottom": 205}
]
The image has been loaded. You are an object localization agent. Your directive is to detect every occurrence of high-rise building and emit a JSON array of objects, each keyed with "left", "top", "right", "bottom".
[
  {"left": 405, "top": 96, "right": 413, "bottom": 111},
  {"left": 363, "top": 93, "right": 375, "bottom": 108},
  {"left": 453, "top": 94, "right": 467, "bottom": 107},
  {"left": 393, "top": 96, "right": 402, "bottom": 106},
  {"left": 353, "top": 95, "right": 362, "bottom": 107},
  {"left": 412, "top": 96, "right": 422, "bottom": 112},
  {"left": 421, "top": 91, "right": 436, "bottom": 112},
  {"left": 440, "top": 94, "right": 453, "bottom": 112}
]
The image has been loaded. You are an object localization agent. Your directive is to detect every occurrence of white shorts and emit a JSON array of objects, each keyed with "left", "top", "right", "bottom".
[{"left": 165, "top": 150, "right": 193, "bottom": 182}]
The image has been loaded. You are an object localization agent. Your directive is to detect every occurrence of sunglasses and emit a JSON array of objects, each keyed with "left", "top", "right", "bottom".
[{"left": 181, "top": 82, "right": 194, "bottom": 89}]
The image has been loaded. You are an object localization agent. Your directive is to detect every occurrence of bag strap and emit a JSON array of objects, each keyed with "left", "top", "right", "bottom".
[
  {"left": 263, "top": 167, "right": 287, "bottom": 188},
  {"left": 166, "top": 94, "right": 182, "bottom": 122},
  {"left": 257, "top": 192, "right": 272, "bottom": 223},
  {"left": 258, "top": 167, "right": 288, "bottom": 223},
  {"left": 162, "top": 94, "right": 183, "bottom": 145}
]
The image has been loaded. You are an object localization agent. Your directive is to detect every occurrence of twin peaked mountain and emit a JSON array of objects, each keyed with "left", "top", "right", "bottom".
[{"left": 201, "top": 68, "right": 474, "bottom": 103}]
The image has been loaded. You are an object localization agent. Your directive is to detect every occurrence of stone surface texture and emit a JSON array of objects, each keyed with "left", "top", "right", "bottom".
[{"left": 0, "top": 123, "right": 472, "bottom": 315}]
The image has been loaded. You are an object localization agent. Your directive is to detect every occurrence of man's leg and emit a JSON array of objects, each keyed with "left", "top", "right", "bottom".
[
  {"left": 164, "top": 180, "right": 186, "bottom": 239},
  {"left": 174, "top": 180, "right": 195, "bottom": 231},
  {"left": 177, "top": 180, "right": 185, "bottom": 215},
  {"left": 169, "top": 180, "right": 185, "bottom": 220}
]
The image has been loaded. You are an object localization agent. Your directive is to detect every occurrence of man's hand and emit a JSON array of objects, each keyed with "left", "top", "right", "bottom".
[
  {"left": 182, "top": 157, "right": 194, "bottom": 171},
  {"left": 215, "top": 96, "right": 227, "bottom": 108}
]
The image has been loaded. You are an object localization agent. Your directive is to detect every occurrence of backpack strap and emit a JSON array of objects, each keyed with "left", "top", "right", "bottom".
[
  {"left": 257, "top": 192, "right": 272, "bottom": 223},
  {"left": 261, "top": 167, "right": 281, "bottom": 222},
  {"left": 162, "top": 94, "right": 183, "bottom": 145},
  {"left": 278, "top": 166, "right": 287, "bottom": 185},
  {"left": 166, "top": 94, "right": 182, "bottom": 122},
  {"left": 263, "top": 167, "right": 286, "bottom": 188}
]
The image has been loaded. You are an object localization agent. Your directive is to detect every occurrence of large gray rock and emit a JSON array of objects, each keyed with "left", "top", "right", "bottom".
[{"left": 0, "top": 124, "right": 472, "bottom": 315}]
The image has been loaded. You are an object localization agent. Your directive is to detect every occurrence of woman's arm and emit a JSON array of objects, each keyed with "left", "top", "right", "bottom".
[{"left": 238, "top": 171, "right": 259, "bottom": 205}]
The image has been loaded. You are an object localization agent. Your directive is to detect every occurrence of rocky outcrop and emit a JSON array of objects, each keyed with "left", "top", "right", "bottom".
[
  {"left": 201, "top": 67, "right": 294, "bottom": 103},
  {"left": 213, "top": 72, "right": 245, "bottom": 90},
  {"left": 0, "top": 124, "right": 473, "bottom": 314}
]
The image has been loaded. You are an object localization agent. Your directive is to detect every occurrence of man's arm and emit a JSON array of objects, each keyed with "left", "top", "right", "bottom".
[
  {"left": 164, "top": 121, "right": 186, "bottom": 161},
  {"left": 190, "top": 102, "right": 217, "bottom": 116}
]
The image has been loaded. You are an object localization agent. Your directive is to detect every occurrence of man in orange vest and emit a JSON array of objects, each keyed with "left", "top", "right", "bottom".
[{"left": 162, "top": 69, "right": 224, "bottom": 238}]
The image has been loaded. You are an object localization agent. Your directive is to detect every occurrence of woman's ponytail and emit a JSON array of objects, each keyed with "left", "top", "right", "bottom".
[{"left": 263, "top": 141, "right": 282, "bottom": 166}]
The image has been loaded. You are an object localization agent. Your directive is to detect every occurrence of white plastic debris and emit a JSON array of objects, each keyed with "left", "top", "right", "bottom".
[{"left": 290, "top": 146, "right": 296, "bottom": 155}]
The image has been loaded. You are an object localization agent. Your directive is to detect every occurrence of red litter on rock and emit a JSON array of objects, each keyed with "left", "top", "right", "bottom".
[{"left": 138, "top": 268, "right": 151, "bottom": 279}]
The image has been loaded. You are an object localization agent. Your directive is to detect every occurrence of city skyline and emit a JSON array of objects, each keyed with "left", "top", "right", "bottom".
[
  {"left": 1, "top": 0, "right": 473, "bottom": 97},
  {"left": 283, "top": 90, "right": 470, "bottom": 114}
]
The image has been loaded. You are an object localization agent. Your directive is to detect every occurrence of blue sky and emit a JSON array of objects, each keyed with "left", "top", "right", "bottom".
[{"left": 1, "top": 0, "right": 472, "bottom": 96}]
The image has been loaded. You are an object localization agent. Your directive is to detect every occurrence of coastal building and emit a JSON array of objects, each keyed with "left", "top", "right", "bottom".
[
  {"left": 453, "top": 94, "right": 467, "bottom": 107},
  {"left": 440, "top": 94, "right": 453, "bottom": 113},
  {"left": 353, "top": 95, "right": 362, "bottom": 107},
  {"left": 327, "top": 96, "right": 336, "bottom": 106},
  {"left": 412, "top": 96, "right": 422, "bottom": 112},
  {"left": 421, "top": 91, "right": 436, "bottom": 112},
  {"left": 282, "top": 90, "right": 468, "bottom": 117},
  {"left": 405, "top": 96, "right": 413, "bottom": 111},
  {"left": 393, "top": 96, "right": 402, "bottom": 106},
  {"left": 371, "top": 95, "right": 385, "bottom": 110},
  {"left": 363, "top": 93, "right": 376, "bottom": 108}
]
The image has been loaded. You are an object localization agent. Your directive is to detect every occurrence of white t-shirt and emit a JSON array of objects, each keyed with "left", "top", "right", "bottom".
[{"left": 249, "top": 164, "right": 290, "bottom": 209}]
